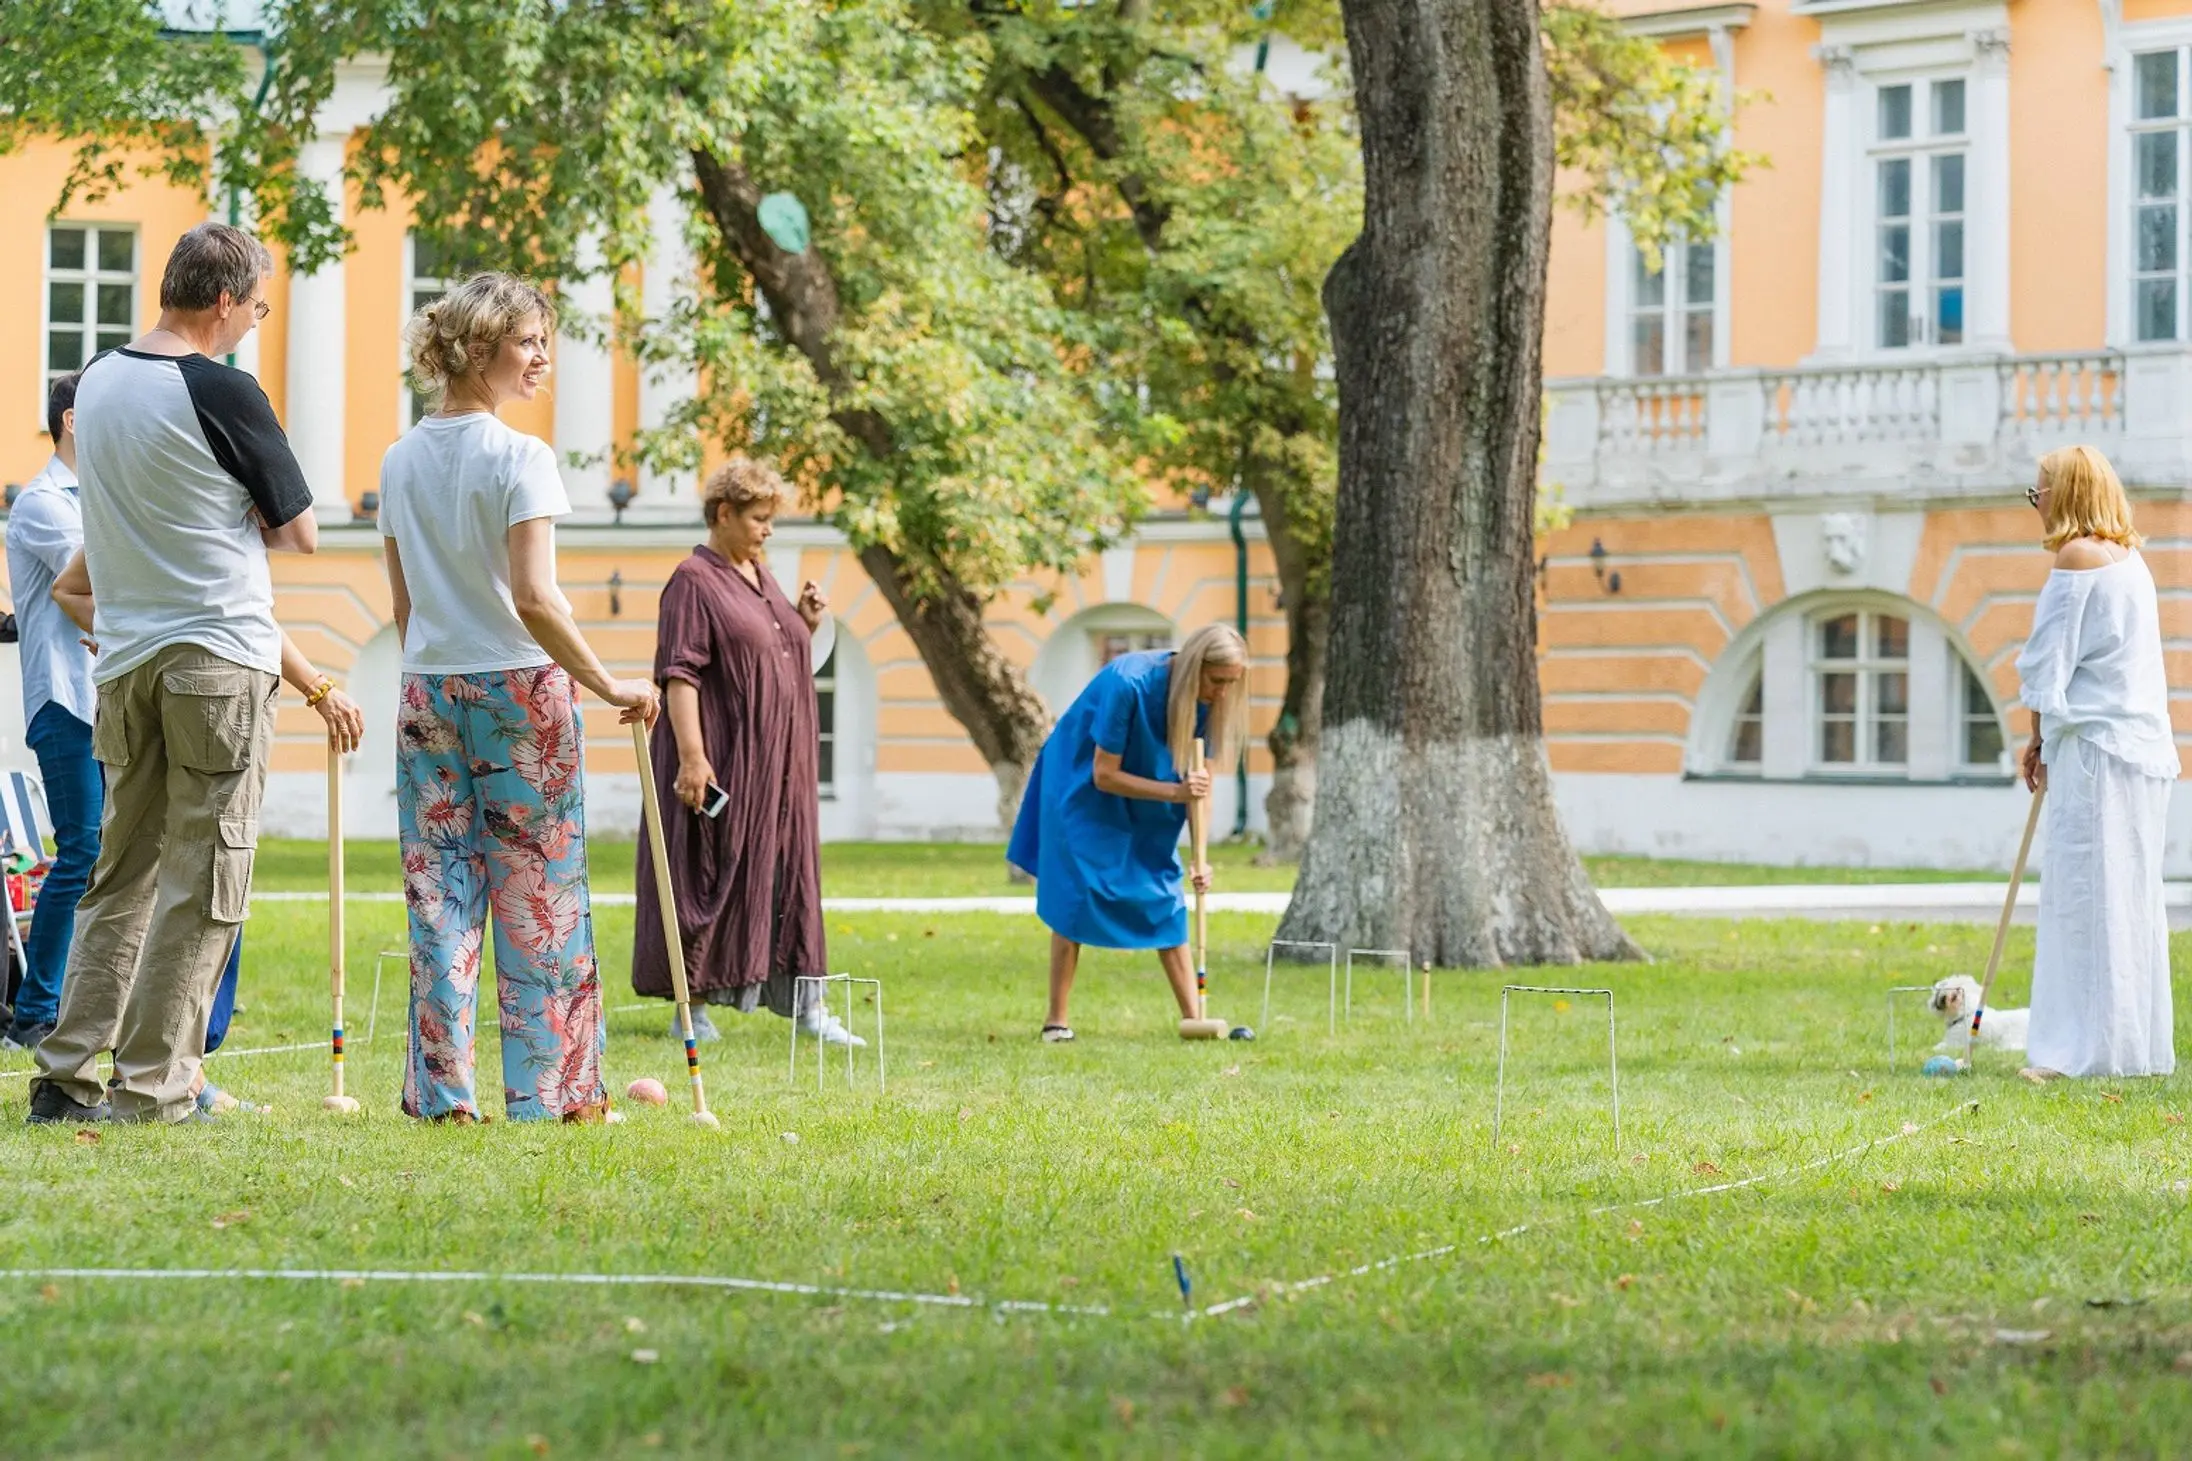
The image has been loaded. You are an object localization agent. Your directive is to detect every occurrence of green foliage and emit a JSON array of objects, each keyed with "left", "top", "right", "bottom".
[
  {"left": 1542, "top": 0, "right": 1764, "bottom": 261},
  {"left": 0, "top": 0, "right": 251, "bottom": 214}
]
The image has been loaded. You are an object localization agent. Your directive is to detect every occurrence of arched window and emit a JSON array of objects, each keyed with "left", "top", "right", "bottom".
[
  {"left": 1691, "top": 594, "right": 2010, "bottom": 782},
  {"left": 815, "top": 643, "right": 837, "bottom": 799}
]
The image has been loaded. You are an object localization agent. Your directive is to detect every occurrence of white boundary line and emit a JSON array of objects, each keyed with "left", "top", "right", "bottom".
[
  {"left": 0, "top": 1106, "right": 1976, "bottom": 1325},
  {"left": 1189, "top": 1099, "right": 1980, "bottom": 1320}
]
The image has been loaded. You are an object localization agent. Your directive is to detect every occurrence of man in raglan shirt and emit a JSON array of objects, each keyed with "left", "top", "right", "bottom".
[{"left": 27, "top": 221, "right": 319, "bottom": 1126}]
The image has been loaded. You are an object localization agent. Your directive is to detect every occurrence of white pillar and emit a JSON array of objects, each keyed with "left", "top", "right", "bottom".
[
  {"left": 1761, "top": 610, "right": 1809, "bottom": 780},
  {"left": 1811, "top": 45, "right": 1859, "bottom": 363},
  {"left": 553, "top": 237, "right": 615, "bottom": 514},
  {"left": 1968, "top": 27, "right": 2014, "bottom": 351},
  {"left": 1710, "top": 23, "right": 1738, "bottom": 370},
  {"left": 639, "top": 185, "right": 700, "bottom": 504},
  {"left": 285, "top": 134, "right": 350, "bottom": 515}
]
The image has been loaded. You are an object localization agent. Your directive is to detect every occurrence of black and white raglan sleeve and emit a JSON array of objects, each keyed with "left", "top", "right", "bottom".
[{"left": 174, "top": 355, "right": 315, "bottom": 528}]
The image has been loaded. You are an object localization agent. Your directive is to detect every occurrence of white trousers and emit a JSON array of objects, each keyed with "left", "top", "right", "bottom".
[{"left": 2028, "top": 736, "right": 2175, "bottom": 1078}]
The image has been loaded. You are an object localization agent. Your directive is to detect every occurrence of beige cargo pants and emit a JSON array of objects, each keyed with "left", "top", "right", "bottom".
[{"left": 34, "top": 643, "right": 278, "bottom": 1122}]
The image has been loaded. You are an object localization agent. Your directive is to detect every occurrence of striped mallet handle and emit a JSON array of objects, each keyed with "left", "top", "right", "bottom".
[
  {"left": 1972, "top": 784, "right": 2045, "bottom": 1046},
  {"left": 633, "top": 720, "right": 714, "bottom": 1121},
  {"left": 1188, "top": 737, "right": 1208, "bottom": 1019}
]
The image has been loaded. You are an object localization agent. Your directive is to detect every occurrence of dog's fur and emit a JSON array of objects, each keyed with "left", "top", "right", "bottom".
[{"left": 1930, "top": 973, "right": 2028, "bottom": 1051}]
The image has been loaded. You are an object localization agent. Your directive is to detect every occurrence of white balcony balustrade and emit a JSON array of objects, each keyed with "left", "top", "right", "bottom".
[{"left": 1544, "top": 349, "right": 2186, "bottom": 508}]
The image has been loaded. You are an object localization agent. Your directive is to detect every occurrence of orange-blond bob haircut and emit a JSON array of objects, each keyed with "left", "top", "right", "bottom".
[
  {"left": 2037, "top": 445, "right": 2143, "bottom": 552},
  {"left": 699, "top": 455, "right": 789, "bottom": 526}
]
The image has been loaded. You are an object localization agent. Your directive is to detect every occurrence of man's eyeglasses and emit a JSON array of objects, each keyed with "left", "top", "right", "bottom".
[{"left": 242, "top": 296, "right": 272, "bottom": 322}]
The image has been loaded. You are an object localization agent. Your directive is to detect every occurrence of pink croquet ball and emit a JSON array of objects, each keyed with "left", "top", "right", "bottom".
[{"left": 625, "top": 1077, "right": 669, "bottom": 1107}]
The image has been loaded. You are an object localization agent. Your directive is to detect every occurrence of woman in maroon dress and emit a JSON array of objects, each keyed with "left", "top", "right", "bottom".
[{"left": 632, "top": 458, "right": 861, "bottom": 1046}]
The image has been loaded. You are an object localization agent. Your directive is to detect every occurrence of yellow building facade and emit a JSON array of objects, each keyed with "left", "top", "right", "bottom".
[
  {"left": 10, "top": 4, "right": 2190, "bottom": 866},
  {"left": 1, "top": 68, "right": 1285, "bottom": 840},
  {"left": 1537, "top": 0, "right": 2192, "bottom": 869}
]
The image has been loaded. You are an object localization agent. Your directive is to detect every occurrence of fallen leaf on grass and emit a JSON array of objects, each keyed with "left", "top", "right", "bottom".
[
  {"left": 1221, "top": 1065, "right": 1240, "bottom": 1078},
  {"left": 1627, "top": 1220, "right": 1644, "bottom": 1238},
  {"left": 2165, "top": 1113, "right": 2185, "bottom": 1126},
  {"left": 1526, "top": 1372, "right": 1574, "bottom": 1389},
  {"left": 642, "top": 1432, "right": 665, "bottom": 1447},
  {"left": 526, "top": 1437, "right": 551, "bottom": 1457},
  {"left": 1783, "top": 1288, "right": 1817, "bottom": 1313},
  {"left": 73, "top": 1129, "right": 99, "bottom": 1145},
  {"left": 1110, "top": 1397, "right": 1137, "bottom": 1429},
  {"left": 1630, "top": 1153, "right": 1650, "bottom": 1165},
  {"left": 463, "top": 1311, "right": 486, "bottom": 1328},
  {"left": 1880, "top": 1181, "right": 1902, "bottom": 1194},
  {"left": 1507, "top": 1143, "right": 1523, "bottom": 1156},
  {"left": 624, "top": 1317, "right": 646, "bottom": 1334},
  {"left": 947, "top": 1274, "right": 960, "bottom": 1296},
  {"left": 38, "top": 1284, "right": 58, "bottom": 1302},
  {"left": 1693, "top": 1161, "right": 1722, "bottom": 1177},
  {"left": 211, "top": 1210, "right": 251, "bottom": 1229},
  {"left": 1059, "top": 1276, "right": 1080, "bottom": 1288},
  {"left": 1930, "top": 1377, "right": 1948, "bottom": 1397},
  {"left": 781, "top": 1132, "right": 800, "bottom": 1145},
  {"left": 1901, "top": 1123, "right": 1921, "bottom": 1136},
  {"left": 1236, "top": 1208, "right": 1259, "bottom": 1222},
  {"left": 340, "top": 1278, "right": 365, "bottom": 1291},
  {"left": 2173, "top": 1353, "right": 2192, "bottom": 1374},
  {"left": 631, "top": 1349, "right": 659, "bottom": 1365},
  {"left": 275, "top": 1370, "right": 291, "bottom": 1385},
  {"left": 337, "top": 1174, "right": 355, "bottom": 1188},
  {"left": 918, "top": 1061, "right": 936, "bottom": 1070},
  {"left": 1548, "top": 1292, "right": 1580, "bottom": 1309},
  {"left": 2080, "top": 1213, "right": 2103, "bottom": 1225},
  {"left": 1222, "top": 1177, "right": 1242, "bottom": 1189},
  {"left": 1992, "top": 1329, "right": 2051, "bottom": 1346},
  {"left": 1613, "top": 1274, "right": 1636, "bottom": 1291},
  {"left": 957, "top": 1108, "right": 973, "bottom": 1124},
  {"left": 1220, "top": 1386, "right": 1250, "bottom": 1409},
  {"left": 2103, "top": 1091, "right": 2125, "bottom": 1104},
  {"left": 1858, "top": 1089, "right": 1875, "bottom": 1104}
]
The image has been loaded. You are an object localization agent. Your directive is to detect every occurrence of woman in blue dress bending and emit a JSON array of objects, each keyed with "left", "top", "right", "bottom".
[{"left": 1007, "top": 624, "right": 1250, "bottom": 1041}]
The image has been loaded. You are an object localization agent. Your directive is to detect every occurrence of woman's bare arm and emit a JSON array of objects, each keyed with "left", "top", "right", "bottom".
[
  {"left": 1091, "top": 747, "right": 1209, "bottom": 804},
  {"left": 507, "top": 518, "right": 659, "bottom": 725}
]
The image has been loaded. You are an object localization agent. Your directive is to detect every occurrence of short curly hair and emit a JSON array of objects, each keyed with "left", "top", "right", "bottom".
[
  {"left": 700, "top": 456, "right": 789, "bottom": 525},
  {"left": 402, "top": 272, "right": 557, "bottom": 407}
]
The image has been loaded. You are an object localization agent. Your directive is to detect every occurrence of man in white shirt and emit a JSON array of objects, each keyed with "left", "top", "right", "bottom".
[
  {"left": 28, "top": 222, "right": 318, "bottom": 1126},
  {"left": 2, "top": 373, "right": 99, "bottom": 1051}
]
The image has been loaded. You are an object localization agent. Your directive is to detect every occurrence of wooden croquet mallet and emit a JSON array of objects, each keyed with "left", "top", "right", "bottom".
[
  {"left": 1965, "top": 783, "right": 2046, "bottom": 1065},
  {"left": 1179, "top": 737, "right": 1227, "bottom": 1041},
  {"left": 633, "top": 719, "right": 723, "bottom": 1127},
  {"left": 323, "top": 741, "right": 360, "bottom": 1114}
]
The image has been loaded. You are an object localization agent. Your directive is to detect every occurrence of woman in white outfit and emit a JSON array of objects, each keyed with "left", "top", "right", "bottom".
[{"left": 2015, "top": 445, "right": 2176, "bottom": 1081}]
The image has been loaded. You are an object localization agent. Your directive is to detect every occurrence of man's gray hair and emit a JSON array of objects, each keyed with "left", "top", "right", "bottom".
[{"left": 159, "top": 222, "right": 273, "bottom": 312}]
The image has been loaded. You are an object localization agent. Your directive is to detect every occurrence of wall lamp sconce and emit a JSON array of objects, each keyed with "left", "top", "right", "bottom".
[
  {"left": 2, "top": 483, "right": 19, "bottom": 511},
  {"left": 1589, "top": 537, "right": 1622, "bottom": 595},
  {"left": 354, "top": 489, "right": 380, "bottom": 524},
  {"left": 608, "top": 568, "right": 624, "bottom": 618},
  {"left": 607, "top": 477, "right": 635, "bottom": 525}
]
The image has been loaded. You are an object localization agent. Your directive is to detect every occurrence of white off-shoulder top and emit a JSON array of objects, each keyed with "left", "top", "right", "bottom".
[{"left": 2015, "top": 551, "right": 2178, "bottom": 779}]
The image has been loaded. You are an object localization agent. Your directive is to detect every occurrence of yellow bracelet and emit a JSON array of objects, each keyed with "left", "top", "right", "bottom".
[{"left": 304, "top": 677, "right": 336, "bottom": 708}]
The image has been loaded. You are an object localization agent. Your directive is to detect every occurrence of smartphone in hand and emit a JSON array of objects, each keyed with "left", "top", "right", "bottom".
[{"left": 702, "top": 783, "right": 731, "bottom": 819}]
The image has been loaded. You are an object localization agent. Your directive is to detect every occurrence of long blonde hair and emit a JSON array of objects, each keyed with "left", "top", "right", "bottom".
[
  {"left": 1166, "top": 624, "right": 1249, "bottom": 774},
  {"left": 2038, "top": 445, "right": 2143, "bottom": 552}
]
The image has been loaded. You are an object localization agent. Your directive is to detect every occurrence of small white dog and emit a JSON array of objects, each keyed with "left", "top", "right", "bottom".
[{"left": 1930, "top": 974, "right": 2028, "bottom": 1052}]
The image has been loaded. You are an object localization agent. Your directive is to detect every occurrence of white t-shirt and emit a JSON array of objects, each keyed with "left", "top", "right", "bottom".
[
  {"left": 73, "top": 349, "right": 314, "bottom": 684},
  {"left": 377, "top": 412, "right": 571, "bottom": 674}
]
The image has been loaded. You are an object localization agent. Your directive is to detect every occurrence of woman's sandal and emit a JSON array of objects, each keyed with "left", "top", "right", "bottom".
[{"left": 1041, "top": 1024, "right": 1075, "bottom": 1044}]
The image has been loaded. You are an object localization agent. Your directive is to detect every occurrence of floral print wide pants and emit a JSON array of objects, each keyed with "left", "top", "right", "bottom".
[{"left": 397, "top": 665, "right": 608, "bottom": 1122}]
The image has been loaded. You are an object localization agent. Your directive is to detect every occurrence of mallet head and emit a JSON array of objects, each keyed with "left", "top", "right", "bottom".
[
  {"left": 689, "top": 1109, "right": 722, "bottom": 1129},
  {"left": 322, "top": 1094, "right": 362, "bottom": 1115},
  {"left": 1178, "top": 1018, "right": 1228, "bottom": 1040}
]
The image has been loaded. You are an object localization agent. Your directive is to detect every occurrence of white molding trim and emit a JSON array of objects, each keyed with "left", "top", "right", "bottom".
[
  {"left": 2103, "top": 6, "right": 2192, "bottom": 349},
  {"left": 1622, "top": 3, "right": 1756, "bottom": 39}
]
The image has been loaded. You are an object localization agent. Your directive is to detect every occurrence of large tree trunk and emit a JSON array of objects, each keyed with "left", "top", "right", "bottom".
[
  {"left": 1248, "top": 474, "right": 1329, "bottom": 864},
  {"left": 692, "top": 148, "right": 1051, "bottom": 827},
  {"left": 1274, "top": 0, "right": 1639, "bottom": 967}
]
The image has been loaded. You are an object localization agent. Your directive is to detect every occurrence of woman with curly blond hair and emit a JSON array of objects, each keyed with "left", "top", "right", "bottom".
[
  {"left": 380, "top": 272, "right": 660, "bottom": 1122},
  {"left": 2015, "top": 445, "right": 2175, "bottom": 1081},
  {"left": 630, "top": 457, "right": 855, "bottom": 1045}
]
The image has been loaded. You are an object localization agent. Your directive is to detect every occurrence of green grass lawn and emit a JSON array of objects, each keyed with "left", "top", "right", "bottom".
[
  {"left": 4, "top": 879, "right": 2186, "bottom": 1456},
  {"left": 249, "top": 838, "right": 2002, "bottom": 897}
]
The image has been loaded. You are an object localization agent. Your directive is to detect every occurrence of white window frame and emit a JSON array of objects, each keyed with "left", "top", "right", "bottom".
[
  {"left": 1603, "top": 213, "right": 1732, "bottom": 379},
  {"left": 399, "top": 232, "right": 464, "bottom": 431},
  {"left": 1808, "top": 15, "right": 2010, "bottom": 364},
  {"left": 42, "top": 222, "right": 138, "bottom": 417},
  {"left": 1810, "top": 607, "right": 1912, "bottom": 773},
  {"left": 1863, "top": 73, "right": 1972, "bottom": 354},
  {"left": 1725, "top": 662, "right": 1764, "bottom": 771}
]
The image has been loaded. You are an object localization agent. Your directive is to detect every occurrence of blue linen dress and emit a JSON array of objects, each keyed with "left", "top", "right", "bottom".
[{"left": 1007, "top": 651, "right": 1201, "bottom": 950}]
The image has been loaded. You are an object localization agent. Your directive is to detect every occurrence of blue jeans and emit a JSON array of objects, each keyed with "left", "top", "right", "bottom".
[{"left": 20, "top": 703, "right": 100, "bottom": 1026}]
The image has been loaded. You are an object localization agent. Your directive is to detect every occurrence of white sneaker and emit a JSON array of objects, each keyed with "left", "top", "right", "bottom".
[{"left": 797, "top": 1009, "right": 867, "bottom": 1048}]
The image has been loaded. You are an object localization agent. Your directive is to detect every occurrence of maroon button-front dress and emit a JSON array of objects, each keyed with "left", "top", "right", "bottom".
[{"left": 632, "top": 544, "right": 826, "bottom": 1016}]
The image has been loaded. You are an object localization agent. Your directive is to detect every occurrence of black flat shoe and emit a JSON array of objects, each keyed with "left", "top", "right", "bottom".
[{"left": 26, "top": 1078, "right": 110, "bottom": 1125}]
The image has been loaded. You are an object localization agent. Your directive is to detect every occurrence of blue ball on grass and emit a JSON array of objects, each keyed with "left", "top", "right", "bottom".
[{"left": 1921, "top": 1055, "right": 1964, "bottom": 1078}]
